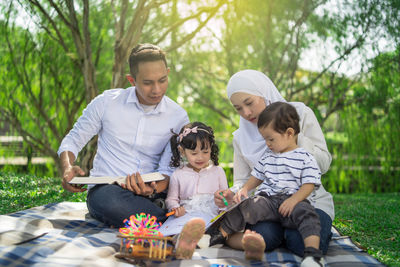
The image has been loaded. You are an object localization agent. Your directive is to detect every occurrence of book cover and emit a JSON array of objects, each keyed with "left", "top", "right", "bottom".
[{"left": 68, "top": 172, "right": 165, "bottom": 185}]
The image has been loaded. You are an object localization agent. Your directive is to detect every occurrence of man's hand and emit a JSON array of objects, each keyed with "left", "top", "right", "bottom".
[
  {"left": 278, "top": 196, "right": 299, "bottom": 217},
  {"left": 121, "top": 172, "right": 155, "bottom": 196},
  {"left": 62, "top": 165, "right": 86, "bottom": 193},
  {"left": 214, "top": 189, "right": 234, "bottom": 208}
]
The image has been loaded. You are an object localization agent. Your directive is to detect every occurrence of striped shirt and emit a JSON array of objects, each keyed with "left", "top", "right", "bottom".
[{"left": 251, "top": 147, "right": 321, "bottom": 204}]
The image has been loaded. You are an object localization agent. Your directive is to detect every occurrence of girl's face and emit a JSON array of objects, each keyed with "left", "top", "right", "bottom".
[
  {"left": 181, "top": 139, "right": 211, "bottom": 172},
  {"left": 230, "top": 92, "right": 267, "bottom": 124},
  {"left": 258, "top": 123, "right": 297, "bottom": 153}
]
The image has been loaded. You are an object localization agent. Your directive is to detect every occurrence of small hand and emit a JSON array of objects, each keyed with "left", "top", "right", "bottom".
[
  {"left": 62, "top": 165, "right": 86, "bottom": 193},
  {"left": 173, "top": 206, "right": 186, "bottom": 217},
  {"left": 214, "top": 189, "right": 234, "bottom": 208},
  {"left": 278, "top": 197, "right": 298, "bottom": 217},
  {"left": 233, "top": 188, "right": 248, "bottom": 204}
]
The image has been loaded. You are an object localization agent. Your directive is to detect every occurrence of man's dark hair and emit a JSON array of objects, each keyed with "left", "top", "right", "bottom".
[
  {"left": 257, "top": 101, "right": 300, "bottom": 134},
  {"left": 128, "top": 43, "right": 167, "bottom": 78}
]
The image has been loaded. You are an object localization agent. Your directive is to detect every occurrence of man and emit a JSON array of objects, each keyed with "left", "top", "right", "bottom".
[{"left": 58, "top": 44, "right": 189, "bottom": 227}]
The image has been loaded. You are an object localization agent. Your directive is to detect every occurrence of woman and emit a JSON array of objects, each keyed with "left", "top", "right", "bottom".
[{"left": 215, "top": 69, "right": 334, "bottom": 256}]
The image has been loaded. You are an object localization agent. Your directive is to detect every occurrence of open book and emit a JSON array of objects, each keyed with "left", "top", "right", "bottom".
[
  {"left": 159, "top": 200, "right": 244, "bottom": 237},
  {"left": 68, "top": 172, "right": 165, "bottom": 185}
]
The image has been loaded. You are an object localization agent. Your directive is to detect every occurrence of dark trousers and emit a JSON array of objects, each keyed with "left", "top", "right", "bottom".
[
  {"left": 86, "top": 184, "right": 167, "bottom": 227},
  {"left": 221, "top": 194, "right": 321, "bottom": 241}
]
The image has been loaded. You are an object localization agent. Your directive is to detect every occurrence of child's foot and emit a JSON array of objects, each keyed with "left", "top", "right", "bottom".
[
  {"left": 241, "top": 230, "right": 266, "bottom": 261},
  {"left": 175, "top": 218, "right": 205, "bottom": 259},
  {"left": 209, "top": 228, "right": 227, "bottom": 247},
  {"left": 300, "top": 247, "right": 324, "bottom": 267},
  {"left": 300, "top": 256, "right": 325, "bottom": 267}
]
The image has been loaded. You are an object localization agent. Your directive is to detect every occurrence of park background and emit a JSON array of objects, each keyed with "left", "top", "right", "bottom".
[{"left": 0, "top": 0, "right": 399, "bottom": 265}]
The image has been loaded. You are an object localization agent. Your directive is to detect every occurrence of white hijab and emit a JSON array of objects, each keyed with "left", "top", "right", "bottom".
[{"left": 227, "top": 70, "right": 305, "bottom": 165}]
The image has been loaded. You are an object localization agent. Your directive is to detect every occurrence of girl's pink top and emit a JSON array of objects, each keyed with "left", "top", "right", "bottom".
[{"left": 166, "top": 164, "right": 228, "bottom": 210}]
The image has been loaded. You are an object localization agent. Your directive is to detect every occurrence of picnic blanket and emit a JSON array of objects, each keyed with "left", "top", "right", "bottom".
[{"left": 0, "top": 202, "right": 385, "bottom": 267}]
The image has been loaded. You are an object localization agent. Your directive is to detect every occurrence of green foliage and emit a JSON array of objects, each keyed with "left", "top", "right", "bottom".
[
  {"left": 0, "top": 171, "right": 86, "bottom": 215},
  {"left": 324, "top": 50, "right": 400, "bottom": 193},
  {"left": 333, "top": 193, "right": 400, "bottom": 267},
  {"left": 1, "top": 0, "right": 399, "bottom": 194}
]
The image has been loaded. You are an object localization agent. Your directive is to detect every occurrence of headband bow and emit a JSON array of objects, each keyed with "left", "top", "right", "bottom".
[{"left": 179, "top": 126, "right": 198, "bottom": 142}]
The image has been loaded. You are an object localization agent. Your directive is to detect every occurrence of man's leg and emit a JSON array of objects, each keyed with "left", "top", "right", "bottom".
[{"left": 87, "top": 184, "right": 167, "bottom": 227}]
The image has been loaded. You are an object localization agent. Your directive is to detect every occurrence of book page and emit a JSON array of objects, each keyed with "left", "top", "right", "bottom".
[{"left": 158, "top": 212, "right": 215, "bottom": 237}]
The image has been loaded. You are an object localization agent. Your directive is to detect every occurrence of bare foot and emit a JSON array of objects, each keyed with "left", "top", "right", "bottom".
[
  {"left": 175, "top": 218, "right": 205, "bottom": 259},
  {"left": 242, "top": 230, "right": 266, "bottom": 261}
]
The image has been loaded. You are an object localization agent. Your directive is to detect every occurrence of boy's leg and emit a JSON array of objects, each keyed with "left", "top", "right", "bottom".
[
  {"left": 220, "top": 195, "right": 280, "bottom": 235},
  {"left": 284, "top": 209, "right": 332, "bottom": 256},
  {"left": 210, "top": 195, "right": 279, "bottom": 247},
  {"left": 175, "top": 218, "right": 205, "bottom": 259},
  {"left": 287, "top": 201, "right": 321, "bottom": 244},
  {"left": 86, "top": 184, "right": 167, "bottom": 227},
  {"left": 284, "top": 201, "right": 324, "bottom": 266}
]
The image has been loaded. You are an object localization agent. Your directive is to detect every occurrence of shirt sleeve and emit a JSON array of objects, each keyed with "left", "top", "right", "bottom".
[
  {"left": 231, "top": 138, "right": 253, "bottom": 193},
  {"left": 57, "top": 93, "right": 105, "bottom": 158},
  {"left": 165, "top": 171, "right": 181, "bottom": 210},
  {"left": 218, "top": 166, "right": 229, "bottom": 190},
  {"left": 157, "top": 111, "right": 189, "bottom": 176},
  {"left": 297, "top": 106, "right": 332, "bottom": 174},
  {"left": 301, "top": 154, "right": 322, "bottom": 187},
  {"left": 250, "top": 159, "right": 265, "bottom": 181}
]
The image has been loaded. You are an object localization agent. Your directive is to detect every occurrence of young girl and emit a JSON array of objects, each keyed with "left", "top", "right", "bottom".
[{"left": 159, "top": 122, "right": 228, "bottom": 237}]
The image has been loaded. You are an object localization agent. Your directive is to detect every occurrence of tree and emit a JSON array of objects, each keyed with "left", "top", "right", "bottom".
[
  {"left": 0, "top": 0, "right": 228, "bottom": 174},
  {"left": 173, "top": 0, "right": 399, "bottom": 126}
]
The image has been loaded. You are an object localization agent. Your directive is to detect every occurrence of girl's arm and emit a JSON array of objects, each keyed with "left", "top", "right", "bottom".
[
  {"left": 165, "top": 173, "right": 180, "bottom": 210},
  {"left": 298, "top": 106, "right": 332, "bottom": 174},
  {"left": 218, "top": 166, "right": 229, "bottom": 190}
]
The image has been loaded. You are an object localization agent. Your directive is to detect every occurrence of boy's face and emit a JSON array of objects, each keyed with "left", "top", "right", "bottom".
[
  {"left": 128, "top": 60, "right": 170, "bottom": 105},
  {"left": 259, "top": 123, "right": 296, "bottom": 153}
]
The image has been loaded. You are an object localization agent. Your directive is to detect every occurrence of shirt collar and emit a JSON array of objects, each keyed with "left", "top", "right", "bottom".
[{"left": 126, "top": 86, "right": 167, "bottom": 114}]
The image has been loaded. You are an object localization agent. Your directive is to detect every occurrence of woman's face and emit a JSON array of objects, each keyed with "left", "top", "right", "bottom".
[{"left": 230, "top": 92, "right": 267, "bottom": 124}]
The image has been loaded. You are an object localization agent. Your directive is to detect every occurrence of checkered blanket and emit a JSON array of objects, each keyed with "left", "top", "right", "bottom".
[{"left": 0, "top": 202, "right": 385, "bottom": 267}]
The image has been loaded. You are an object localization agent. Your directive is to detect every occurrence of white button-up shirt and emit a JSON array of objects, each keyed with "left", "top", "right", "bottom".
[{"left": 58, "top": 87, "right": 189, "bottom": 178}]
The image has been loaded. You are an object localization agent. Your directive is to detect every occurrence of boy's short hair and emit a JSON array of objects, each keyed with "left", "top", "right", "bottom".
[
  {"left": 257, "top": 101, "right": 300, "bottom": 134},
  {"left": 128, "top": 43, "right": 167, "bottom": 78}
]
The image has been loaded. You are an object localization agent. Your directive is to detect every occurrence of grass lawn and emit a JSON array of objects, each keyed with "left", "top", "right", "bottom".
[
  {"left": 333, "top": 193, "right": 400, "bottom": 267},
  {"left": 1, "top": 171, "right": 399, "bottom": 266}
]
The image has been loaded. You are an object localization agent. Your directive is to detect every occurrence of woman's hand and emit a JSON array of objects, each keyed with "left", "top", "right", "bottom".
[
  {"left": 173, "top": 206, "right": 186, "bottom": 217},
  {"left": 234, "top": 188, "right": 248, "bottom": 203},
  {"left": 214, "top": 189, "right": 234, "bottom": 208}
]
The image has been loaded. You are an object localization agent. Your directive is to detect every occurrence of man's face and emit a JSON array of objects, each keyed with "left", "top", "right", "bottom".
[{"left": 130, "top": 60, "right": 170, "bottom": 105}]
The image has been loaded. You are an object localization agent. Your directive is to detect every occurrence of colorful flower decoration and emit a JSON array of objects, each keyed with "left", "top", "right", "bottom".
[{"left": 119, "top": 213, "right": 163, "bottom": 238}]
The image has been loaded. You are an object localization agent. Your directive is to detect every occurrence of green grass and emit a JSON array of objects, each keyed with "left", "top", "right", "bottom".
[
  {"left": 1, "top": 172, "right": 399, "bottom": 266},
  {"left": 333, "top": 193, "right": 400, "bottom": 267},
  {"left": 0, "top": 171, "right": 86, "bottom": 214}
]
